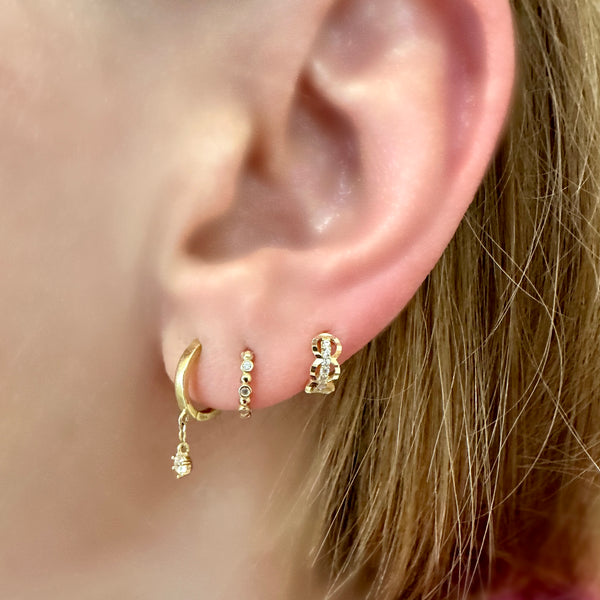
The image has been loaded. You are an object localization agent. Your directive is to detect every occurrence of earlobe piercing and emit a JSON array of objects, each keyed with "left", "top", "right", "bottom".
[
  {"left": 305, "top": 333, "right": 342, "bottom": 394},
  {"left": 239, "top": 350, "right": 254, "bottom": 419},
  {"left": 171, "top": 339, "right": 220, "bottom": 479}
]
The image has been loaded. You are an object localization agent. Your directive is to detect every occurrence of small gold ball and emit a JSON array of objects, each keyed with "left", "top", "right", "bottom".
[{"left": 239, "top": 405, "right": 252, "bottom": 419}]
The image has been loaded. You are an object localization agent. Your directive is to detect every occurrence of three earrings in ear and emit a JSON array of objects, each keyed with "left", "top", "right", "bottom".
[{"left": 170, "top": 332, "right": 342, "bottom": 479}]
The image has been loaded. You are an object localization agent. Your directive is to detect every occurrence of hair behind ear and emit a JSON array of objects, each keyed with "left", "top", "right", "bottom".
[{"left": 300, "top": 1, "right": 600, "bottom": 598}]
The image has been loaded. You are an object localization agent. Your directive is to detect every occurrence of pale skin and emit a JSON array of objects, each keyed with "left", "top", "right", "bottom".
[{"left": 0, "top": 1, "right": 514, "bottom": 598}]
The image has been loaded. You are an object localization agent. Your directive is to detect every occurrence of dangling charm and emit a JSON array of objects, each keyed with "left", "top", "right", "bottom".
[
  {"left": 305, "top": 333, "right": 342, "bottom": 394},
  {"left": 238, "top": 350, "right": 254, "bottom": 419},
  {"left": 172, "top": 409, "right": 193, "bottom": 478}
]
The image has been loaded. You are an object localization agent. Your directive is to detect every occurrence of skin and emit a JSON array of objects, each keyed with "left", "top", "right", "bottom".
[{"left": 0, "top": 2, "right": 514, "bottom": 598}]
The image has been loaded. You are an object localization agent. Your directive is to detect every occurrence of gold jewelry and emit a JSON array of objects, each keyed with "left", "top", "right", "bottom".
[
  {"left": 305, "top": 333, "right": 342, "bottom": 394},
  {"left": 172, "top": 410, "right": 192, "bottom": 479},
  {"left": 171, "top": 339, "right": 220, "bottom": 478},
  {"left": 238, "top": 350, "right": 254, "bottom": 419}
]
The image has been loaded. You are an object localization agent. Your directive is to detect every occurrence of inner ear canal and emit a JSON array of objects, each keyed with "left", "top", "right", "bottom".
[{"left": 185, "top": 74, "right": 363, "bottom": 264}]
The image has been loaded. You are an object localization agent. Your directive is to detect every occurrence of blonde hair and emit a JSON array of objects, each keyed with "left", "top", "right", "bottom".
[{"left": 305, "top": 1, "right": 600, "bottom": 598}]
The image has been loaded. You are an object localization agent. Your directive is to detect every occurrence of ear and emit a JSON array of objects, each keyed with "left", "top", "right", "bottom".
[{"left": 158, "top": 0, "right": 515, "bottom": 411}]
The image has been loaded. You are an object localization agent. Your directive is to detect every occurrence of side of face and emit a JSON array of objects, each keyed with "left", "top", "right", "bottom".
[{"left": 0, "top": 1, "right": 515, "bottom": 597}]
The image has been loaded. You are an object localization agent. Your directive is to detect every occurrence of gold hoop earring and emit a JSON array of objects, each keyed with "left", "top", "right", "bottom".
[
  {"left": 171, "top": 339, "right": 220, "bottom": 479},
  {"left": 238, "top": 350, "right": 254, "bottom": 419},
  {"left": 305, "top": 333, "right": 342, "bottom": 394}
]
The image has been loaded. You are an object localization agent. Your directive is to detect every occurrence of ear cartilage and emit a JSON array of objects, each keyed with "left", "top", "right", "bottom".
[
  {"left": 239, "top": 350, "right": 254, "bottom": 419},
  {"left": 305, "top": 333, "right": 342, "bottom": 394}
]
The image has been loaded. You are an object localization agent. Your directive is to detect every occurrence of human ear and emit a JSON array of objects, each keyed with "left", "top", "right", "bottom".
[{"left": 158, "top": 0, "right": 515, "bottom": 410}]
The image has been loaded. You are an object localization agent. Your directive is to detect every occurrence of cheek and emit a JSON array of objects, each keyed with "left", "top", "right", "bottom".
[
  {"left": 0, "top": 5, "right": 171, "bottom": 302},
  {"left": 0, "top": 10, "right": 168, "bottom": 577},
  {"left": 0, "top": 12, "right": 126, "bottom": 344},
  {"left": 0, "top": 17, "right": 131, "bottom": 197},
  {"left": 0, "top": 14, "right": 109, "bottom": 232}
]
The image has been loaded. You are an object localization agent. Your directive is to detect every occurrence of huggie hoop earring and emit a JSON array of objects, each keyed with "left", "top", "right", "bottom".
[
  {"left": 238, "top": 350, "right": 254, "bottom": 419},
  {"left": 171, "top": 339, "right": 220, "bottom": 479},
  {"left": 305, "top": 333, "right": 342, "bottom": 394}
]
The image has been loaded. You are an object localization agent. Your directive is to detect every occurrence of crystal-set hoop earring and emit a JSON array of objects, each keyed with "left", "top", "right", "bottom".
[
  {"left": 238, "top": 350, "right": 254, "bottom": 419},
  {"left": 171, "top": 339, "right": 220, "bottom": 479},
  {"left": 305, "top": 333, "right": 342, "bottom": 394}
]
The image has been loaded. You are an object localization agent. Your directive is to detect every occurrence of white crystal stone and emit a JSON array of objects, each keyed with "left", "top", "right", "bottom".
[
  {"left": 172, "top": 454, "right": 191, "bottom": 476},
  {"left": 239, "top": 405, "right": 252, "bottom": 418},
  {"left": 318, "top": 360, "right": 331, "bottom": 382},
  {"left": 241, "top": 360, "right": 254, "bottom": 372}
]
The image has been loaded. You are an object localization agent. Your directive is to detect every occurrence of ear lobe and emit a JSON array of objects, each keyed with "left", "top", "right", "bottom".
[{"left": 160, "top": 0, "right": 515, "bottom": 411}]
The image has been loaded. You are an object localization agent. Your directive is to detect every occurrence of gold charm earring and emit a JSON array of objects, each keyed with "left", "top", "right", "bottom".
[
  {"left": 171, "top": 339, "right": 220, "bottom": 479},
  {"left": 305, "top": 333, "right": 342, "bottom": 394},
  {"left": 238, "top": 350, "right": 254, "bottom": 419}
]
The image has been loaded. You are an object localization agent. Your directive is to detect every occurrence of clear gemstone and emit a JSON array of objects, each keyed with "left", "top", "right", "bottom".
[
  {"left": 172, "top": 453, "right": 192, "bottom": 477},
  {"left": 318, "top": 360, "right": 331, "bottom": 382},
  {"left": 241, "top": 360, "right": 254, "bottom": 372},
  {"left": 239, "top": 385, "right": 252, "bottom": 397}
]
